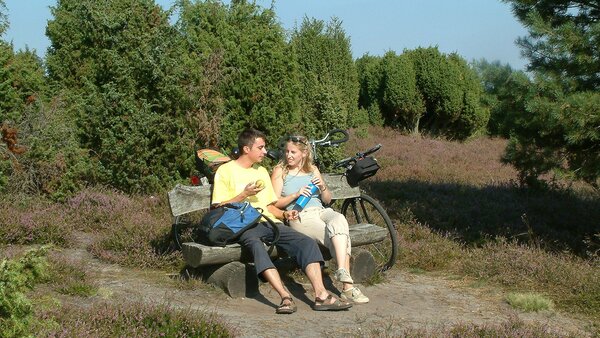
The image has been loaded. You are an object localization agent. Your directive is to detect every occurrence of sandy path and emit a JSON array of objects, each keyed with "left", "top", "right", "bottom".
[{"left": 59, "top": 246, "right": 593, "bottom": 337}]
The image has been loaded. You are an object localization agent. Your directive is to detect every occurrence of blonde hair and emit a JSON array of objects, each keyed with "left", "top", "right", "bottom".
[{"left": 278, "top": 135, "right": 316, "bottom": 179}]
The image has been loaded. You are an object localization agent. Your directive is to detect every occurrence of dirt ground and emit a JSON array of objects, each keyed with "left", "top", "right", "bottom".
[{"left": 50, "top": 243, "right": 596, "bottom": 338}]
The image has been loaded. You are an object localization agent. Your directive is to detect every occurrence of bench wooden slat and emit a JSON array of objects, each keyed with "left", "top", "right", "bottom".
[
  {"left": 168, "top": 184, "right": 212, "bottom": 217},
  {"left": 167, "top": 174, "right": 360, "bottom": 217},
  {"left": 181, "top": 223, "right": 387, "bottom": 268},
  {"left": 322, "top": 173, "right": 361, "bottom": 200},
  {"left": 182, "top": 243, "right": 282, "bottom": 268}
]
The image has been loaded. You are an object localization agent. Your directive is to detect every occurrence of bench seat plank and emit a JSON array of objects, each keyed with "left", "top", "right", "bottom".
[{"left": 181, "top": 223, "right": 387, "bottom": 268}]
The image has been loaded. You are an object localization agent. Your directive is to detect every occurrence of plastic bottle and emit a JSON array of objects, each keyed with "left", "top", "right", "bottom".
[{"left": 293, "top": 183, "right": 319, "bottom": 211}]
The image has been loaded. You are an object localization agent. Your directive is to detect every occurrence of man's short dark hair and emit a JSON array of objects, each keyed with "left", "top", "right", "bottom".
[{"left": 238, "top": 128, "right": 266, "bottom": 154}]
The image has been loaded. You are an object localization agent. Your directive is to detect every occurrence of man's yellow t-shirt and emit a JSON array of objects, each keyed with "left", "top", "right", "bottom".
[{"left": 212, "top": 160, "right": 278, "bottom": 221}]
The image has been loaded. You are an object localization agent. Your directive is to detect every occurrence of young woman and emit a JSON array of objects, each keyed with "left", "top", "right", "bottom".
[{"left": 271, "top": 135, "right": 369, "bottom": 304}]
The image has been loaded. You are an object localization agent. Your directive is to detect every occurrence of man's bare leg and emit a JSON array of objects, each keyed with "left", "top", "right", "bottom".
[
  {"left": 304, "top": 262, "right": 336, "bottom": 303},
  {"left": 262, "top": 268, "right": 291, "bottom": 298}
]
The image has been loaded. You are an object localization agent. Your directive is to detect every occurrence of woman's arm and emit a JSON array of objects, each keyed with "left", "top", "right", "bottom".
[
  {"left": 312, "top": 167, "right": 332, "bottom": 205},
  {"left": 270, "top": 165, "right": 300, "bottom": 208},
  {"left": 267, "top": 203, "right": 299, "bottom": 221}
]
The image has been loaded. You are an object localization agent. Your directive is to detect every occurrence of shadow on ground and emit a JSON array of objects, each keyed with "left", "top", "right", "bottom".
[{"left": 362, "top": 179, "right": 599, "bottom": 258}]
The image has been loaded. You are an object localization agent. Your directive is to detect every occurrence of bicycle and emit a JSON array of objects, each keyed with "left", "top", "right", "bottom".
[{"left": 283, "top": 129, "right": 398, "bottom": 272}]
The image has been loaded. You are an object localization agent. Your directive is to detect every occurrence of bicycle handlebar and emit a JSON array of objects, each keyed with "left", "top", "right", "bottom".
[
  {"left": 362, "top": 143, "right": 382, "bottom": 157},
  {"left": 334, "top": 143, "right": 382, "bottom": 169},
  {"left": 311, "top": 129, "right": 349, "bottom": 147}
]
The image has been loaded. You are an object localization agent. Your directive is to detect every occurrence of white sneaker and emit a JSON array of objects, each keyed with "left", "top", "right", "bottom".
[
  {"left": 341, "top": 287, "right": 369, "bottom": 304},
  {"left": 334, "top": 268, "right": 354, "bottom": 284}
]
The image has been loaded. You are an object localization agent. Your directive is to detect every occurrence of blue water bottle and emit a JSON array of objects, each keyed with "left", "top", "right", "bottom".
[{"left": 293, "top": 183, "right": 319, "bottom": 211}]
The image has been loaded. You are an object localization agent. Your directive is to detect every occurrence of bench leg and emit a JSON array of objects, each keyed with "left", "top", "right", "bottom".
[
  {"left": 204, "top": 261, "right": 259, "bottom": 298},
  {"left": 349, "top": 247, "right": 377, "bottom": 283}
]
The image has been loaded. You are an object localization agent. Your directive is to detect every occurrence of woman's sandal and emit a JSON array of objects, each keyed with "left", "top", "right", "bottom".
[
  {"left": 276, "top": 296, "right": 297, "bottom": 314},
  {"left": 312, "top": 294, "right": 352, "bottom": 311}
]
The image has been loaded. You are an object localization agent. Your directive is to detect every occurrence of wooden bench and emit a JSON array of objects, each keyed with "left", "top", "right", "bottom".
[{"left": 168, "top": 174, "right": 387, "bottom": 297}]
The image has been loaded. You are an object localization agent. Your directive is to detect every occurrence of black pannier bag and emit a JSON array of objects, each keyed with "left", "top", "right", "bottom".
[{"left": 345, "top": 156, "right": 380, "bottom": 187}]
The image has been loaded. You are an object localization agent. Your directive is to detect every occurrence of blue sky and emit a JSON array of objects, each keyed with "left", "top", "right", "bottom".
[{"left": 2, "top": 0, "right": 529, "bottom": 69}]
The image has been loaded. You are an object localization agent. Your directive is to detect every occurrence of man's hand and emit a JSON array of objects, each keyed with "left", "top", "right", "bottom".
[{"left": 243, "top": 181, "right": 263, "bottom": 197}]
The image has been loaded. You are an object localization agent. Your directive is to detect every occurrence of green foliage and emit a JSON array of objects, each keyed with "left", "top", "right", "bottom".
[
  {"left": 46, "top": 0, "right": 195, "bottom": 193},
  {"left": 0, "top": 44, "right": 21, "bottom": 123},
  {"left": 445, "top": 54, "right": 490, "bottom": 139},
  {"left": 505, "top": 1, "right": 600, "bottom": 91},
  {"left": 0, "top": 247, "right": 49, "bottom": 338},
  {"left": 349, "top": 107, "right": 370, "bottom": 129},
  {"left": 289, "top": 16, "right": 358, "bottom": 166},
  {"left": 178, "top": 0, "right": 301, "bottom": 150},
  {"left": 502, "top": 1, "right": 600, "bottom": 187},
  {"left": 0, "top": 0, "right": 7, "bottom": 37},
  {"left": 1, "top": 42, "right": 47, "bottom": 124},
  {"left": 504, "top": 89, "right": 600, "bottom": 187},
  {"left": 356, "top": 48, "right": 488, "bottom": 139},
  {"left": 7, "top": 97, "right": 93, "bottom": 200},
  {"left": 472, "top": 59, "right": 532, "bottom": 137},
  {"left": 356, "top": 54, "right": 383, "bottom": 113},
  {"left": 380, "top": 51, "right": 424, "bottom": 133}
]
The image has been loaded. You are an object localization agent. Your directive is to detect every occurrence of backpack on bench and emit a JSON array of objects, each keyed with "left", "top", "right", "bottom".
[{"left": 201, "top": 202, "right": 280, "bottom": 249}]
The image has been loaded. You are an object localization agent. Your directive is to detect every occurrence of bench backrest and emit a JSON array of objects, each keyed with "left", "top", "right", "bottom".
[{"left": 168, "top": 173, "right": 360, "bottom": 217}]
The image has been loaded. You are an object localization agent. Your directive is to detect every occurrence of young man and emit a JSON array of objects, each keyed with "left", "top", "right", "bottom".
[{"left": 212, "top": 128, "right": 352, "bottom": 314}]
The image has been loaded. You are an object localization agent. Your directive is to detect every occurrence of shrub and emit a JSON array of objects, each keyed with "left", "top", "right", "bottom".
[
  {"left": 395, "top": 214, "right": 463, "bottom": 271},
  {"left": 0, "top": 247, "right": 49, "bottom": 338},
  {"left": 66, "top": 188, "right": 135, "bottom": 232},
  {"left": 6, "top": 98, "right": 92, "bottom": 201},
  {"left": 68, "top": 188, "right": 181, "bottom": 269},
  {"left": 0, "top": 195, "right": 74, "bottom": 246}
]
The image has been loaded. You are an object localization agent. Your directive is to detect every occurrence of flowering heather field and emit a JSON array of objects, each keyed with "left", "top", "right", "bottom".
[{"left": 348, "top": 127, "right": 599, "bottom": 259}]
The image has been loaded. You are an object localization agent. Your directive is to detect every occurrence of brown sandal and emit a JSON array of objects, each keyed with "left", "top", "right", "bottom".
[
  {"left": 312, "top": 294, "right": 352, "bottom": 311},
  {"left": 276, "top": 296, "right": 297, "bottom": 314}
]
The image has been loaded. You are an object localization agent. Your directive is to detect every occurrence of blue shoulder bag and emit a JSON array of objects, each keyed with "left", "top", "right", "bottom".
[{"left": 202, "top": 202, "right": 280, "bottom": 248}]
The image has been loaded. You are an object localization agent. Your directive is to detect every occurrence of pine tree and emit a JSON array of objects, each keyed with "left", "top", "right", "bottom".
[{"left": 502, "top": 0, "right": 600, "bottom": 187}]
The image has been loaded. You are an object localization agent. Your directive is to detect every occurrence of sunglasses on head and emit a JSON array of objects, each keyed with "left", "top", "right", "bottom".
[{"left": 287, "top": 135, "right": 307, "bottom": 145}]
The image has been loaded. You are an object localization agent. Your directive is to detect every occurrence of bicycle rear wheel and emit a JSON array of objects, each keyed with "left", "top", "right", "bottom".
[
  {"left": 172, "top": 210, "right": 206, "bottom": 251},
  {"left": 341, "top": 193, "right": 398, "bottom": 271}
]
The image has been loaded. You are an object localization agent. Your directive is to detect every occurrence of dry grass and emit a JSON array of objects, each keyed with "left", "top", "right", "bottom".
[{"left": 506, "top": 292, "right": 555, "bottom": 312}]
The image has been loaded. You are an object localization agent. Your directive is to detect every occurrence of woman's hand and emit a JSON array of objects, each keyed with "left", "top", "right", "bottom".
[
  {"left": 311, "top": 177, "right": 327, "bottom": 192},
  {"left": 283, "top": 209, "right": 300, "bottom": 221},
  {"left": 297, "top": 185, "right": 312, "bottom": 198}
]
